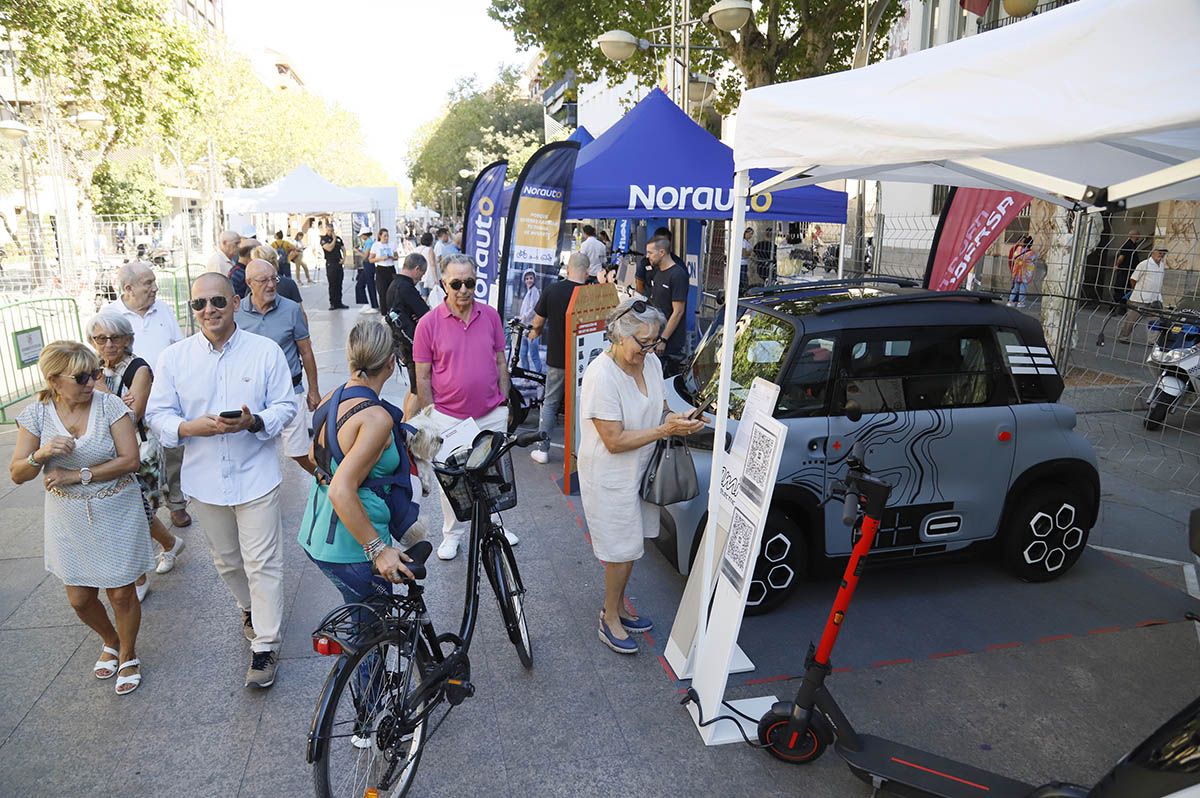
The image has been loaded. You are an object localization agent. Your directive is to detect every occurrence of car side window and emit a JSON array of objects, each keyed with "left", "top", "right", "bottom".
[
  {"left": 834, "top": 327, "right": 1011, "bottom": 413},
  {"left": 776, "top": 335, "right": 837, "bottom": 418},
  {"left": 995, "top": 328, "right": 1061, "bottom": 403}
]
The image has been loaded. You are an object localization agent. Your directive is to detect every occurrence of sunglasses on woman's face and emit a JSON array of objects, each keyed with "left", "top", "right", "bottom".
[
  {"left": 446, "top": 278, "right": 477, "bottom": 292},
  {"left": 190, "top": 295, "right": 230, "bottom": 312},
  {"left": 71, "top": 369, "right": 103, "bottom": 386},
  {"left": 91, "top": 335, "right": 126, "bottom": 344}
]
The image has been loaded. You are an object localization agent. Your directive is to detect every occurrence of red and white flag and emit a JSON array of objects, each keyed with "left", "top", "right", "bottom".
[{"left": 924, "top": 187, "right": 1032, "bottom": 292}]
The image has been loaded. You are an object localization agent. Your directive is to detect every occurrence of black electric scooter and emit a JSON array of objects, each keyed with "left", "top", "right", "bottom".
[{"left": 756, "top": 421, "right": 1200, "bottom": 798}]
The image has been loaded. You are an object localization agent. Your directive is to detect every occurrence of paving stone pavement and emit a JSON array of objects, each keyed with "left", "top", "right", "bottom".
[{"left": 0, "top": 283, "right": 1197, "bottom": 797}]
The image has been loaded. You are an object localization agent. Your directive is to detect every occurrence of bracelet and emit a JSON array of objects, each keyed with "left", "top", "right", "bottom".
[
  {"left": 26, "top": 452, "right": 42, "bottom": 469},
  {"left": 362, "top": 536, "right": 387, "bottom": 562}
]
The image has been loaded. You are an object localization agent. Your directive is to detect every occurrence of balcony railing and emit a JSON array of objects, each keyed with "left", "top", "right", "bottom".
[{"left": 978, "top": 0, "right": 1078, "bottom": 33}]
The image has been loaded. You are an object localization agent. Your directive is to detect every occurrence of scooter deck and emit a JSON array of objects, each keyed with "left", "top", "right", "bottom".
[{"left": 837, "top": 734, "right": 1035, "bottom": 798}]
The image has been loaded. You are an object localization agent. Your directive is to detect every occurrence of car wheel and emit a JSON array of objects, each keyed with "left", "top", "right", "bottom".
[
  {"left": 745, "top": 509, "right": 808, "bottom": 616},
  {"left": 1001, "top": 484, "right": 1090, "bottom": 582}
]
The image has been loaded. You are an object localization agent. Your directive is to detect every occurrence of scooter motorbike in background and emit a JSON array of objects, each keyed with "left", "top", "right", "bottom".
[
  {"left": 755, "top": 400, "right": 1200, "bottom": 798},
  {"left": 1144, "top": 309, "right": 1200, "bottom": 431}
]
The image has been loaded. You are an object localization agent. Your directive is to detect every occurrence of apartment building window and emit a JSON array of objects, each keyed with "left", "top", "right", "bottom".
[{"left": 931, "top": 184, "right": 951, "bottom": 215}]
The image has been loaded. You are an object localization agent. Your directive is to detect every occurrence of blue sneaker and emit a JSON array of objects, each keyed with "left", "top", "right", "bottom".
[
  {"left": 620, "top": 614, "right": 653, "bottom": 634},
  {"left": 598, "top": 621, "right": 638, "bottom": 654}
]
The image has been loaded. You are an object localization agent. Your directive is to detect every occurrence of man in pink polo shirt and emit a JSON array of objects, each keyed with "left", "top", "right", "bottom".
[{"left": 413, "top": 254, "right": 519, "bottom": 560}]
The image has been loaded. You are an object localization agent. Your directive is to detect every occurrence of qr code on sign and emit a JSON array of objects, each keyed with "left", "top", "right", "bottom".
[
  {"left": 720, "top": 508, "right": 756, "bottom": 590},
  {"left": 739, "top": 423, "right": 776, "bottom": 507}
]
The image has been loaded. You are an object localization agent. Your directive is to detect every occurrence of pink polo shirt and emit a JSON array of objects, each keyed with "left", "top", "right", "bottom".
[{"left": 412, "top": 301, "right": 507, "bottom": 420}]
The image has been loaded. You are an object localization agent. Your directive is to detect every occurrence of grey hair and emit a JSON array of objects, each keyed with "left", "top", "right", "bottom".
[
  {"left": 218, "top": 229, "right": 241, "bottom": 246},
  {"left": 441, "top": 253, "right": 474, "bottom": 272},
  {"left": 86, "top": 311, "right": 134, "bottom": 340},
  {"left": 402, "top": 252, "right": 427, "bottom": 273},
  {"left": 116, "top": 260, "right": 153, "bottom": 291},
  {"left": 606, "top": 298, "right": 665, "bottom": 343},
  {"left": 347, "top": 319, "right": 394, "bottom": 376}
]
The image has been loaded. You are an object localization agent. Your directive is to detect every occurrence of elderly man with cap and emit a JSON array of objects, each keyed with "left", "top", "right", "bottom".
[
  {"left": 207, "top": 230, "right": 241, "bottom": 275},
  {"left": 1118, "top": 242, "right": 1169, "bottom": 344},
  {"left": 235, "top": 259, "right": 320, "bottom": 472},
  {"left": 104, "top": 260, "right": 192, "bottom": 527}
]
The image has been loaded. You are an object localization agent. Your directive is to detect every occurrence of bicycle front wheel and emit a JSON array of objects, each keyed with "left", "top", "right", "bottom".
[
  {"left": 313, "top": 634, "right": 432, "bottom": 798},
  {"left": 486, "top": 535, "right": 533, "bottom": 668}
]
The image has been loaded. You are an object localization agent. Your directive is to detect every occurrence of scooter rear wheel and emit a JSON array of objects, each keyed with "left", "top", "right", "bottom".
[{"left": 757, "top": 708, "right": 829, "bottom": 764}]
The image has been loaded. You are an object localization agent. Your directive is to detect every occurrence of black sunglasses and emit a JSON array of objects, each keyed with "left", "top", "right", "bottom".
[
  {"left": 446, "top": 278, "right": 477, "bottom": 292},
  {"left": 72, "top": 369, "right": 103, "bottom": 385},
  {"left": 611, "top": 300, "right": 648, "bottom": 326},
  {"left": 190, "top": 295, "right": 231, "bottom": 312}
]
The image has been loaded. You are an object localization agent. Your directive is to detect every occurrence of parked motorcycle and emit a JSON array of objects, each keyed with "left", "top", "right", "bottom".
[{"left": 1144, "top": 309, "right": 1200, "bottom": 431}]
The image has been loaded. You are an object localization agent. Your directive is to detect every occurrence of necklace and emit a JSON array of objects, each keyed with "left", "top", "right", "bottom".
[{"left": 55, "top": 398, "right": 90, "bottom": 439}]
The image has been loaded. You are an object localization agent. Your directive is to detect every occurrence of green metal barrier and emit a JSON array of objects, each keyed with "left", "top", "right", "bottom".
[
  {"left": 154, "top": 262, "right": 196, "bottom": 335},
  {"left": 0, "top": 297, "right": 84, "bottom": 423}
]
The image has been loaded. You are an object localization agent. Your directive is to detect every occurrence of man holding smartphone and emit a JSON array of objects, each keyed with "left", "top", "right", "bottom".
[{"left": 146, "top": 272, "right": 296, "bottom": 689}]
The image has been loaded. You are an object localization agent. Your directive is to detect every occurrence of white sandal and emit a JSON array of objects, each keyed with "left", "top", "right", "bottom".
[
  {"left": 114, "top": 659, "right": 141, "bottom": 695},
  {"left": 93, "top": 646, "right": 119, "bottom": 680}
]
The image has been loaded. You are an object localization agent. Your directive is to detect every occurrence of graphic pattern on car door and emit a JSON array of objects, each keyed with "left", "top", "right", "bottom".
[{"left": 824, "top": 327, "right": 1017, "bottom": 556}]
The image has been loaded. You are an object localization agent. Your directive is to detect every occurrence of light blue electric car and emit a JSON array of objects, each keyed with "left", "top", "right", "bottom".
[{"left": 658, "top": 279, "right": 1100, "bottom": 614}]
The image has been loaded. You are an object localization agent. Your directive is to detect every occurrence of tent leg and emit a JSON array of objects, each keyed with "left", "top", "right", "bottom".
[{"left": 838, "top": 223, "right": 846, "bottom": 279}]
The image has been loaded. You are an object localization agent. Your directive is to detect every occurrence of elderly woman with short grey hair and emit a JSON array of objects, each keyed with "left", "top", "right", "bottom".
[
  {"left": 578, "top": 297, "right": 704, "bottom": 654},
  {"left": 87, "top": 312, "right": 183, "bottom": 592}
]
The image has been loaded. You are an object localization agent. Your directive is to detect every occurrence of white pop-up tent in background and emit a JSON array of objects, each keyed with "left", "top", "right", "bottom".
[{"left": 676, "top": 0, "right": 1200, "bottom": 745}]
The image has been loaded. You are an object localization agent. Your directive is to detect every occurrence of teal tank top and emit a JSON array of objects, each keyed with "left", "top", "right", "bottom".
[{"left": 299, "top": 439, "right": 402, "bottom": 563}]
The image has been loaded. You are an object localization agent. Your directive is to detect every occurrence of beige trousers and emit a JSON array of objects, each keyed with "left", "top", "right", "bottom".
[{"left": 427, "top": 404, "right": 508, "bottom": 542}]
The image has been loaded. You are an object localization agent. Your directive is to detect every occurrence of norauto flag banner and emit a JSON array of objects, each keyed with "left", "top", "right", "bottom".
[
  {"left": 461, "top": 160, "right": 508, "bottom": 308},
  {"left": 924, "top": 187, "right": 1032, "bottom": 292},
  {"left": 497, "top": 140, "right": 580, "bottom": 317}
]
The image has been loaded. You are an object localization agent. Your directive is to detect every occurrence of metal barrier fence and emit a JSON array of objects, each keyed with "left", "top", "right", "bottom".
[{"left": 0, "top": 297, "right": 83, "bottom": 423}]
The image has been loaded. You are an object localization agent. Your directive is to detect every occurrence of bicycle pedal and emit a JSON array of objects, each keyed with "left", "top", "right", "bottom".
[{"left": 445, "top": 678, "right": 475, "bottom": 706}]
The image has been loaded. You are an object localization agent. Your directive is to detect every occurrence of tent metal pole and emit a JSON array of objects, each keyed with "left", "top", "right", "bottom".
[
  {"left": 838, "top": 222, "right": 846, "bottom": 279},
  {"left": 695, "top": 168, "right": 749, "bottom": 651}
]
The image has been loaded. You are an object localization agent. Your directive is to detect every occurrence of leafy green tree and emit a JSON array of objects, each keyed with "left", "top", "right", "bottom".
[
  {"left": 408, "top": 70, "right": 544, "bottom": 207},
  {"left": 89, "top": 160, "right": 170, "bottom": 218},
  {"left": 488, "top": 0, "right": 897, "bottom": 107}
]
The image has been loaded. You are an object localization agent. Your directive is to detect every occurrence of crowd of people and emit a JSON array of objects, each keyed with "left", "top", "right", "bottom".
[{"left": 8, "top": 216, "right": 712, "bottom": 699}]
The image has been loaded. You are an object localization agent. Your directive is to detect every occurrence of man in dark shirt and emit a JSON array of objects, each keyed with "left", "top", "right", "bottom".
[
  {"left": 526, "top": 252, "right": 588, "bottom": 463},
  {"left": 230, "top": 239, "right": 255, "bottom": 298},
  {"left": 385, "top": 252, "right": 431, "bottom": 418},
  {"left": 321, "top": 222, "right": 348, "bottom": 310},
  {"left": 1111, "top": 228, "right": 1146, "bottom": 306},
  {"left": 646, "top": 236, "right": 690, "bottom": 377},
  {"left": 635, "top": 226, "right": 674, "bottom": 296}
]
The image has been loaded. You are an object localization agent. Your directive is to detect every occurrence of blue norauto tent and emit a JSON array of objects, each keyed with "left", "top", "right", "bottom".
[
  {"left": 501, "top": 88, "right": 846, "bottom": 221},
  {"left": 566, "top": 125, "right": 595, "bottom": 146}
]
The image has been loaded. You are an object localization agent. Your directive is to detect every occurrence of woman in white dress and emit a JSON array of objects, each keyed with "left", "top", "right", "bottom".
[
  {"left": 9, "top": 341, "right": 153, "bottom": 694},
  {"left": 578, "top": 299, "right": 704, "bottom": 654}
]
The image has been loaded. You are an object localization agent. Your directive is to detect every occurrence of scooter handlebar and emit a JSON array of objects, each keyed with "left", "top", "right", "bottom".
[{"left": 841, "top": 491, "right": 860, "bottom": 527}]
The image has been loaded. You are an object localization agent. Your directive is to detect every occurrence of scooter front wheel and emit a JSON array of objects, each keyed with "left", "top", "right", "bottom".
[{"left": 757, "top": 708, "right": 830, "bottom": 764}]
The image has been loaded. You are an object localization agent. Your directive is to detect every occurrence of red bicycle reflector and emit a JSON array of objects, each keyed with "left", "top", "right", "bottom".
[
  {"left": 313, "top": 636, "right": 343, "bottom": 656},
  {"left": 997, "top": 431, "right": 1013, "bottom": 442}
]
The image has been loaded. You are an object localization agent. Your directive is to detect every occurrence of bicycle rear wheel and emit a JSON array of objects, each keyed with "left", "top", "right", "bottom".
[
  {"left": 313, "top": 633, "right": 433, "bottom": 798},
  {"left": 485, "top": 534, "right": 533, "bottom": 668}
]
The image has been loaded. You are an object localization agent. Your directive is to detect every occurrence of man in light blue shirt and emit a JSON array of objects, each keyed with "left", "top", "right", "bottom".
[{"left": 146, "top": 272, "right": 296, "bottom": 689}]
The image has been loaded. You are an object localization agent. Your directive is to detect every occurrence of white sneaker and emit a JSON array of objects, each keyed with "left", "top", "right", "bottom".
[
  {"left": 505, "top": 529, "right": 519, "bottom": 546},
  {"left": 155, "top": 534, "right": 185, "bottom": 574},
  {"left": 530, "top": 447, "right": 549, "bottom": 464},
  {"left": 437, "top": 538, "right": 460, "bottom": 560},
  {"left": 135, "top": 576, "right": 150, "bottom": 602},
  {"left": 358, "top": 305, "right": 373, "bottom": 314}
]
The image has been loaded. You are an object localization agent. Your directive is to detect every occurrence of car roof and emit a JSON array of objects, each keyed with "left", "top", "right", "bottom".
[{"left": 740, "top": 281, "right": 1049, "bottom": 344}]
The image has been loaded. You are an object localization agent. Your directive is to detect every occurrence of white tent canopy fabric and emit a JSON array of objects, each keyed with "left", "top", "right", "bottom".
[
  {"left": 733, "top": 0, "right": 1200, "bottom": 209},
  {"left": 223, "top": 164, "right": 371, "bottom": 214}
]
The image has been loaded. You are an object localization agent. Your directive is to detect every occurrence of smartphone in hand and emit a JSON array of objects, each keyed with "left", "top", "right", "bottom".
[
  {"left": 687, "top": 398, "right": 715, "bottom": 421},
  {"left": 218, "top": 410, "right": 243, "bottom": 419}
]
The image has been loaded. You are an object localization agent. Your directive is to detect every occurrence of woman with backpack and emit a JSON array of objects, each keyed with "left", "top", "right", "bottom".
[
  {"left": 88, "top": 312, "right": 184, "bottom": 598},
  {"left": 299, "top": 320, "right": 421, "bottom": 602}
]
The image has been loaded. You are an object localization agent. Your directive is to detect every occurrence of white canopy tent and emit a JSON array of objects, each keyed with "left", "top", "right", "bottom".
[
  {"left": 736, "top": 0, "right": 1200, "bottom": 210},
  {"left": 223, "top": 164, "right": 371, "bottom": 214},
  {"left": 678, "top": 0, "right": 1200, "bottom": 695}
]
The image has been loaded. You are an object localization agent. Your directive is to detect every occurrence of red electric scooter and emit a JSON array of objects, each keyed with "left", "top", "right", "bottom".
[{"left": 756, "top": 413, "right": 1200, "bottom": 798}]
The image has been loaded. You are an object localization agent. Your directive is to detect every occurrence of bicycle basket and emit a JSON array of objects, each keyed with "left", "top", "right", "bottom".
[{"left": 435, "top": 446, "right": 517, "bottom": 522}]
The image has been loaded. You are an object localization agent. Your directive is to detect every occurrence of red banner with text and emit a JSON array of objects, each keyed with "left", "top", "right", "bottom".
[{"left": 924, "top": 187, "right": 1032, "bottom": 292}]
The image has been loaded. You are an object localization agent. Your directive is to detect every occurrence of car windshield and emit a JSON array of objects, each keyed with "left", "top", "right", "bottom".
[{"left": 686, "top": 308, "right": 795, "bottom": 419}]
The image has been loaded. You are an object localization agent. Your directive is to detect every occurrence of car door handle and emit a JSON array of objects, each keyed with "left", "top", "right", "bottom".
[{"left": 806, "top": 437, "right": 827, "bottom": 457}]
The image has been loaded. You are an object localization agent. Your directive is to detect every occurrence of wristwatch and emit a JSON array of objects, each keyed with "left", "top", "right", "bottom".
[
  {"left": 26, "top": 452, "right": 41, "bottom": 468},
  {"left": 79, "top": 467, "right": 93, "bottom": 485},
  {"left": 248, "top": 414, "right": 265, "bottom": 434}
]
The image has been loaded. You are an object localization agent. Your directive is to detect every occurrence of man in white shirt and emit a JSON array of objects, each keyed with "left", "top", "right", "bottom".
[
  {"left": 104, "top": 261, "right": 191, "bottom": 528},
  {"left": 146, "top": 272, "right": 297, "bottom": 689},
  {"left": 207, "top": 229, "right": 242, "bottom": 274},
  {"left": 432, "top": 227, "right": 451, "bottom": 261},
  {"left": 579, "top": 224, "right": 607, "bottom": 280},
  {"left": 1118, "top": 244, "right": 1168, "bottom": 344}
]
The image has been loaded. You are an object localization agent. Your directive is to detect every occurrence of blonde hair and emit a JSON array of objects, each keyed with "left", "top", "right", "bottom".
[
  {"left": 347, "top": 320, "right": 393, "bottom": 377},
  {"left": 250, "top": 245, "right": 278, "bottom": 266},
  {"left": 36, "top": 341, "right": 100, "bottom": 402}
]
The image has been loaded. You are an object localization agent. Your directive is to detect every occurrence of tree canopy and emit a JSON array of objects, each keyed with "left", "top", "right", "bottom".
[
  {"left": 407, "top": 69, "right": 544, "bottom": 207},
  {"left": 488, "top": 0, "right": 897, "bottom": 108}
]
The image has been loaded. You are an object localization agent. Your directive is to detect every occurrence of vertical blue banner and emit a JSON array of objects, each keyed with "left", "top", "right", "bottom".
[
  {"left": 498, "top": 141, "right": 581, "bottom": 318},
  {"left": 461, "top": 160, "right": 508, "bottom": 307},
  {"left": 612, "top": 218, "right": 631, "bottom": 264}
]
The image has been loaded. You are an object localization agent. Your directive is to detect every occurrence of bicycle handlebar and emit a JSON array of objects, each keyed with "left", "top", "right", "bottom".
[{"left": 433, "top": 430, "right": 547, "bottom": 477}]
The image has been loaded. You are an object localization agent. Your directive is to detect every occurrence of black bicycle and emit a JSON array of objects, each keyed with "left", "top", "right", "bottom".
[
  {"left": 307, "top": 429, "right": 543, "bottom": 798},
  {"left": 505, "top": 317, "right": 546, "bottom": 433}
]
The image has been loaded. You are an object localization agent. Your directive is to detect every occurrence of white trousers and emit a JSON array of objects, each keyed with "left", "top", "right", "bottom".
[
  {"left": 427, "top": 404, "right": 508, "bottom": 542},
  {"left": 191, "top": 486, "right": 284, "bottom": 652}
]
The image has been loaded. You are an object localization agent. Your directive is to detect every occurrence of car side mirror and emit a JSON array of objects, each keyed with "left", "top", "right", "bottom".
[
  {"left": 844, "top": 399, "right": 863, "bottom": 423},
  {"left": 1190, "top": 509, "right": 1200, "bottom": 558}
]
